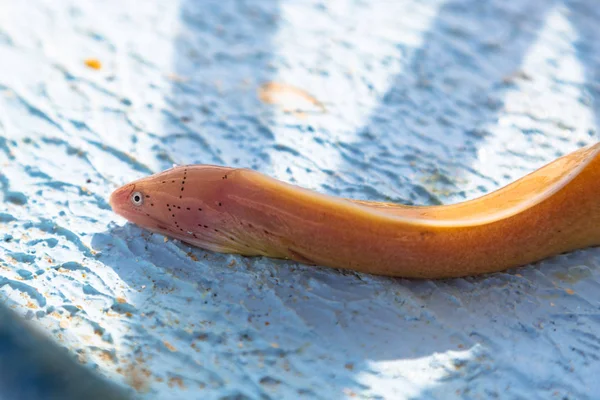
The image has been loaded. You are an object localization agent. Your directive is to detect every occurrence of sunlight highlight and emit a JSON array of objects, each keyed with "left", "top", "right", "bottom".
[
  {"left": 470, "top": 4, "right": 595, "bottom": 196},
  {"left": 353, "top": 345, "right": 481, "bottom": 399}
]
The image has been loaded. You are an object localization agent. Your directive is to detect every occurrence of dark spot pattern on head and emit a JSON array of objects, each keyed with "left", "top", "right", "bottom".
[
  {"left": 218, "top": 202, "right": 222, "bottom": 206},
  {"left": 178, "top": 169, "right": 187, "bottom": 199}
]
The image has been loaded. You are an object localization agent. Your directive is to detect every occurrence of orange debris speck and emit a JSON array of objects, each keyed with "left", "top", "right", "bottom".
[
  {"left": 163, "top": 341, "right": 177, "bottom": 352},
  {"left": 565, "top": 288, "right": 575, "bottom": 295},
  {"left": 257, "top": 81, "right": 326, "bottom": 114},
  {"left": 84, "top": 58, "right": 102, "bottom": 70},
  {"left": 166, "top": 73, "right": 189, "bottom": 83}
]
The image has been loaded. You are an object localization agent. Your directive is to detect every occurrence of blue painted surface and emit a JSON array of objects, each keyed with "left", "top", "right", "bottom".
[{"left": 0, "top": 0, "right": 599, "bottom": 399}]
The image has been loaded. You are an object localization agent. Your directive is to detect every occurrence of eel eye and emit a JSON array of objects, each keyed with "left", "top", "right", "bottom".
[{"left": 131, "top": 191, "right": 144, "bottom": 206}]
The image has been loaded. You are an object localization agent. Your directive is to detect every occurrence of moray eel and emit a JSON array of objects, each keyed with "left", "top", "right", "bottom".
[{"left": 109, "top": 143, "right": 600, "bottom": 279}]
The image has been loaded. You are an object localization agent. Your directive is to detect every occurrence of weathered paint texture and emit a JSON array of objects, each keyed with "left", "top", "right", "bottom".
[{"left": 0, "top": 0, "right": 599, "bottom": 398}]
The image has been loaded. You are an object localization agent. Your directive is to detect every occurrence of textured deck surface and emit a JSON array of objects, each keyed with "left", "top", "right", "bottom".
[{"left": 1, "top": 0, "right": 599, "bottom": 399}]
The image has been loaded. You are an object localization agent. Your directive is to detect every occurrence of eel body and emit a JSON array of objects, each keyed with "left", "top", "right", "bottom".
[{"left": 109, "top": 143, "right": 600, "bottom": 279}]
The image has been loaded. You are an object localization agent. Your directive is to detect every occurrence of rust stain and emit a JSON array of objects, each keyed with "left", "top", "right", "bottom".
[
  {"left": 119, "top": 355, "right": 153, "bottom": 393},
  {"left": 97, "top": 350, "right": 117, "bottom": 364},
  {"left": 123, "top": 365, "right": 150, "bottom": 393},
  {"left": 554, "top": 268, "right": 592, "bottom": 284},
  {"left": 168, "top": 376, "right": 186, "bottom": 389}
]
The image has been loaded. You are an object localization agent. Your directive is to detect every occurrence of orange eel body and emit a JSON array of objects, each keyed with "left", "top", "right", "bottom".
[{"left": 109, "top": 143, "right": 600, "bottom": 279}]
